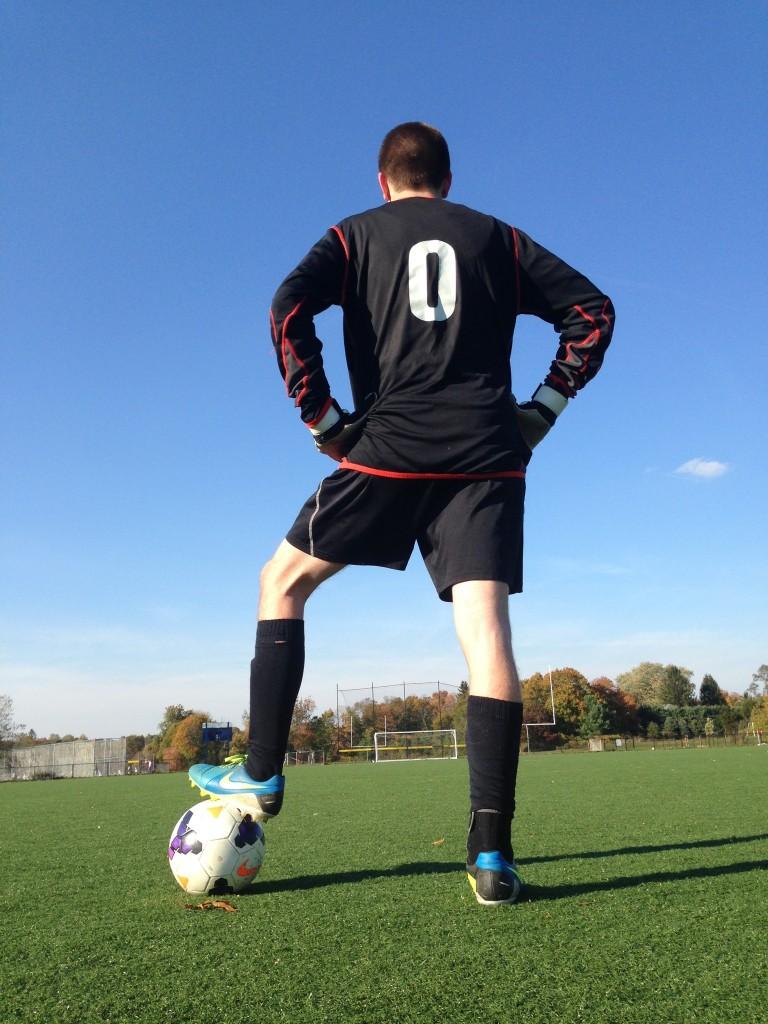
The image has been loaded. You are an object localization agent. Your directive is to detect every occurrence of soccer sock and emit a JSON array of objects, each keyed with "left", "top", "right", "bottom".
[
  {"left": 246, "top": 619, "right": 305, "bottom": 781},
  {"left": 467, "top": 810, "right": 515, "bottom": 863},
  {"left": 465, "top": 696, "right": 523, "bottom": 859}
]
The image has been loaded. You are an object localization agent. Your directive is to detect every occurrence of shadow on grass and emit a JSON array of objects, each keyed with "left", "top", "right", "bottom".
[
  {"left": 247, "top": 850, "right": 767, "bottom": 898},
  {"left": 525, "top": 859, "right": 768, "bottom": 903},
  {"left": 248, "top": 861, "right": 458, "bottom": 895},
  {"left": 524, "top": 832, "right": 768, "bottom": 865}
]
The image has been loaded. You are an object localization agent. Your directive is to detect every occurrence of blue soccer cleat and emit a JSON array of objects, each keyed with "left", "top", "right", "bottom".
[
  {"left": 466, "top": 851, "right": 525, "bottom": 906},
  {"left": 188, "top": 755, "right": 285, "bottom": 821}
]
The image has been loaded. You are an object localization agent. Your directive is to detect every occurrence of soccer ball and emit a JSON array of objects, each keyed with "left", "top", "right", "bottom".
[{"left": 168, "top": 799, "right": 266, "bottom": 895}]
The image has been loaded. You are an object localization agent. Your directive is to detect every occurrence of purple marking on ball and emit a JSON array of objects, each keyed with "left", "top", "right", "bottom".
[
  {"left": 234, "top": 816, "right": 264, "bottom": 849},
  {"left": 168, "top": 809, "right": 203, "bottom": 859}
]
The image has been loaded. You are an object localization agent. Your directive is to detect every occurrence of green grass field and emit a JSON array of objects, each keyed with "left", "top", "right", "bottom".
[{"left": 2, "top": 747, "right": 767, "bottom": 1023}]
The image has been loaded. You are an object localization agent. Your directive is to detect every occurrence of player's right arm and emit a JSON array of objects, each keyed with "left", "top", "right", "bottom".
[
  {"left": 511, "top": 228, "right": 615, "bottom": 449},
  {"left": 270, "top": 227, "right": 351, "bottom": 450}
]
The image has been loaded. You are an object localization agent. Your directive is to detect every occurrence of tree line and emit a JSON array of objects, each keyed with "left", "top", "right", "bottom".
[{"left": 2, "top": 662, "right": 766, "bottom": 767}]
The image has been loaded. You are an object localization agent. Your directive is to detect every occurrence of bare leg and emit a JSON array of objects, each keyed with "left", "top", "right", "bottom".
[
  {"left": 452, "top": 580, "right": 521, "bottom": 701},
  {"left": 258, "top": 539, "right": 345, "bottom": 619}
]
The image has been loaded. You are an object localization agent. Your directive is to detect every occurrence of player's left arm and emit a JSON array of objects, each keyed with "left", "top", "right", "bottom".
[
  {"left": 511, "top": 227, "right": 615, "bottom": 448},
  {"left": 270, "top": 226, "right": 354, "bottom": 455}
]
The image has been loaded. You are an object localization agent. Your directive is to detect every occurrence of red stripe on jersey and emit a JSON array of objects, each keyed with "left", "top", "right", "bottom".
[
  {"left": 339, "top": 461, "right": 526, "bottom": 481},
  {"left": 269, "top": 308, "right": 278, "bottom": 343},
  {"left": 281, "top": 301, "right": 309, "bottom": 402},
  {"left": 544, "top": 373, "right": 571, "bottom": 399},
  {"left": 573, "top": 304, "right": 597, "bottom": 326},
  {"left": 565, "top": 305, "right": 601, "bottom": 379},
  {"left": 331, "top": 224, "right": 349, "bottom": 260},
  {"left": 331, "top": 225, "right": 350, "bottom": 305},
  {"left": 306, "top": 397, "right": 333, "bottom": 428}
]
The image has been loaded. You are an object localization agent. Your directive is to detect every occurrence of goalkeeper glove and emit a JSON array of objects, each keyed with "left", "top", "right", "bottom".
[
  {"left": 309, "top": 395, "right": 376, "bottom": 461},
  {"left": 514, "top": 384, "right": 568, "bottom": 451}
]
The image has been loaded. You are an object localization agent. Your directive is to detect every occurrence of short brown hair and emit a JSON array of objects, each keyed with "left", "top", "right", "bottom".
[{"left": 378, "top": 122, "right": 450, "bottom": 192}]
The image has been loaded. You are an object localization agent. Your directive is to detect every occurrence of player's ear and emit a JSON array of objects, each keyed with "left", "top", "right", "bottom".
[
  {"left": 440, "top": 172, "right": 453, "bottom": 198},
  {"left": 378, "top": 172, "right": 391, "bottom": 202}
]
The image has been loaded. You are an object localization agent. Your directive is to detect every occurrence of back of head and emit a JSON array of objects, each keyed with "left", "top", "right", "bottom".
[{"left": 378, "top": 122, "right": 451, "bottom": 192}]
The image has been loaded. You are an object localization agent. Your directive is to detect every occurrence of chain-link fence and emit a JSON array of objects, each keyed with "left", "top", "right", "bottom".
[
  {"left": 0, "top": 737, "right": 128, "bottom": 782},
  {"left": 284, "top": 749, "right": 327, "bottom": 766}
]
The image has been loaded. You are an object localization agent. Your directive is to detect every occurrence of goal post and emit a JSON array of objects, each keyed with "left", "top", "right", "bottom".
[{"left": 373, "top": 729, "right": 458, "bottom": 763}]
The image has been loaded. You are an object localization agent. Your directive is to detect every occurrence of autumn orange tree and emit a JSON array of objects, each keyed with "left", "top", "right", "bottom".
[
  {"left": 590, "top": 677, "right": 639, "bottom": 733},
  {"left": 522, "top": 667, "right": 590, "bottom": 737},
  {"left": 165, "top": 712, "right": 209, "bottom": 768}
]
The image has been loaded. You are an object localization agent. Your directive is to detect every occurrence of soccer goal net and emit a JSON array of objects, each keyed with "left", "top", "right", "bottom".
[
  {"left": 336, "top": 680, "right": 461, "bottom": 759},
  {"left": 373, "top": 729, "right": 458, "bottom": 763}
]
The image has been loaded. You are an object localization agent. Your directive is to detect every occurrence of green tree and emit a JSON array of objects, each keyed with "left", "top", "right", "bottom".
[
  {"left": 13, "top": 729, "right": 38, "bottom": 747},
  {"left": 646, "top": 721, "right": 660, "bottom": 740},
  {"left": 579, "top": 693, "right": 608, "bottom": 738},
  {"left": 310, "top": 709, "right": 338, "bottom": 758},
  {"left": 125, "top": 735, "right": 145, "bottom": 759},
  {"left": 453, "top": 683, "right": 469, "bottom": 744},
  {"left": 590, "top": 677, "right": 640, "bottom": 734},
  {"left": 750, "top": 665, "right": 768, "bottom": 697},
  {"left": 615, "top": 663, "right": 666, "bottom": 705},
  {"left": 715, "top": 704, "right": 738, "bottom": 736},
  {"left": 662, "top": 715, "right": 678, "bottom": 739},
  {"left": 752, "top": 697, "right": 768, "bottom": 735},
  {"left": 704, "top": 717, "right": 715, "bottom": 739},
  {"left": 687, "top": 707, "right": 706, "bottom": 737},
  {"left": 289, "top": 697, "right": 318, "bottom": 750},
  {"left": 699, "top": 674, "right": 725, "bottom": 705},
  {"left": 658, "top": 665, "right": 695, "bottom": 706}
]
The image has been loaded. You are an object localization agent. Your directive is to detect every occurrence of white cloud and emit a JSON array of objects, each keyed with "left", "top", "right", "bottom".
[{"left": 675, "top": 458, "right": 729, "bottom": 479}]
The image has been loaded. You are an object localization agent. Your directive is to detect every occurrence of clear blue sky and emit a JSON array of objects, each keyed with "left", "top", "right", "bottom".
[{"left": 2, "top": 1, "right": 766, "bottom": 737}]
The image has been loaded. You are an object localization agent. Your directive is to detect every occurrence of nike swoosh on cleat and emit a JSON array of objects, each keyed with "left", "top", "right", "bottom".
[{"left": 212, "top": 771, "right": 267, "bottom": 791}]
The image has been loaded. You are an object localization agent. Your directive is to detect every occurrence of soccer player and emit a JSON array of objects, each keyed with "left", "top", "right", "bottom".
[{"left": 190, "top": 123, "right": 614, "bottom": 905}]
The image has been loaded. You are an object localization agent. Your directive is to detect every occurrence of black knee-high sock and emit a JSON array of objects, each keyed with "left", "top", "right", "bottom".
[
  {"left": 466, "top": 696, "right": 523, "bottom": 815},
  {"left": 246, "top": 619, "right": 305, "bottom": 781}
]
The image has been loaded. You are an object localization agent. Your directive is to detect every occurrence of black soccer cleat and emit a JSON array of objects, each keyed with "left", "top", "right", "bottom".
[
  {"left": 466, "top": 809, "right": 524, "bottom": 906},
  {"left": 466, "top": 851, "right": 524, "bottom": 906}
]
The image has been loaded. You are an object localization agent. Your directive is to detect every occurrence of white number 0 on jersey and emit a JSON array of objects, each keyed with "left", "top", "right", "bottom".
[{"left": 407, "top": 240, "right": 457, "bottom": 322}]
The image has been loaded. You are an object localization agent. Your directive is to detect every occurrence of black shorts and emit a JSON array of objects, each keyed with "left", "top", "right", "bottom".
[{"left": 285, "top": 468, "right": 525, "bottom": 602}]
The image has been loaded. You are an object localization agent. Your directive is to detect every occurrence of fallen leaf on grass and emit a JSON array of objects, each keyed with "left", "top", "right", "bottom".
[
  {"left": 432, "top": 837, "right": 445, "bottom": 846},
  {"left": 184, "top": 899, "right": 237, "bottom": 912}
]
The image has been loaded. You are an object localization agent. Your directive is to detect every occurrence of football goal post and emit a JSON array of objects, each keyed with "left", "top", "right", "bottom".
[
  {"left": 524, "top": 668, "right": 557, "bottom": 752},
  {"left": 373, "top": 729, "right": 458, "bottom": 763}
]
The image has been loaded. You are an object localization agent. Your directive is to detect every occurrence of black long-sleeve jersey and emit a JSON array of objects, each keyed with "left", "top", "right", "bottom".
[{"left": 270, "top": 197, "right": 614, "bottom": 478}]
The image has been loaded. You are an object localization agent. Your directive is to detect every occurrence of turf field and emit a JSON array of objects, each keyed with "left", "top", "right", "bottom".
[{"left": 2, "top": 747, "right": 767, "bottom": 1024}]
